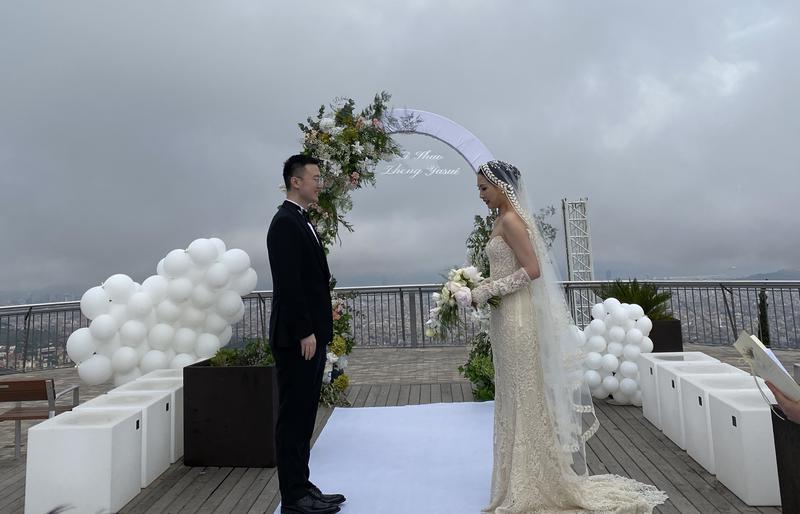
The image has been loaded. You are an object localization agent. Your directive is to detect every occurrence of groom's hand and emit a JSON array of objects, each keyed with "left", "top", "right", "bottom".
[{"left": 300, "top": 334, "right": 317, "bottom": 360}]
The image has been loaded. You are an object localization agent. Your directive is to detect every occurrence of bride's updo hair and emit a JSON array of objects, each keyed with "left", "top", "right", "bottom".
[{"left": 478, "top": 160, "right": 522, "bottom": 191}]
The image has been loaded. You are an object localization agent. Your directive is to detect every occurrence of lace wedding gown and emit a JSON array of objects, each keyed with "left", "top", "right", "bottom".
[{"left": 482, "top": 235, "right": 667, "bottom": 514}]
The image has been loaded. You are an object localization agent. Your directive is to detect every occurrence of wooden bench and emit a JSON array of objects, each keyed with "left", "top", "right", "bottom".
[{"left": 0, "top": 379, "right": 80, "bottom": 458}]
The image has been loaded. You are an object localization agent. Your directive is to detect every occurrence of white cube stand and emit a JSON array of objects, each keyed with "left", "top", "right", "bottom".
[
  {"left": 658, "top": 362, "right": 745, "bottom": 449},
  {"left": 681, "top": 373, "right": 766, "bottom": 474},
  {"left": 111, "top": 378, "right": 184, "bottom": 462},
  {"left": 140, "top": 368, "right": 184, "bottom": 380},
  {"left": 25, "top": 409, "right": 142, "bottom": 514},
  {"left": 76, "top": 391, "right": 172, "bottom": 487},
  {"left": 637, "top": 352, "right": 719, "bottom": 429},
  {"left": 710, "top": 388, "right": 779, "bottom": 506}
]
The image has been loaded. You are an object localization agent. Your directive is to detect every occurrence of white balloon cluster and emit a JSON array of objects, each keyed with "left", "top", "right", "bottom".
[
  {"left": 66, "top": 238, "right": 258, "bottom": 386},
  {"left": 578, "top": 298, "right": 655, "bottom": 406}
]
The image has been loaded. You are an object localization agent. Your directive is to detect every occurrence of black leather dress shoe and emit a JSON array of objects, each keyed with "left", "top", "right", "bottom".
[
  {"left": 308, "top": 484, "right": 346, "bottom": 505},
  {"left": 281, "top": 494, "right": 341, "bottom": 514}
]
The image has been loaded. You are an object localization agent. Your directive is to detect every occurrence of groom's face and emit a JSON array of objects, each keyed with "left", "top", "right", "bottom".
[{"left": 293, "top": 164, "right": 323, "bottom": 204}]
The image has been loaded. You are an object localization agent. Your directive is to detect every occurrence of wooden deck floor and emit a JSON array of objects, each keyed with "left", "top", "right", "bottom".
[{"left": 0, "top": 381, "right": 783, "bottom": 513}]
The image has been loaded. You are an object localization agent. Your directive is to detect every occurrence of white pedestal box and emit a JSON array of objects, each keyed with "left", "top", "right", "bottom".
[
  {"left": 710, "top": 388, "right": 779, "bottom": 506},
  {"left": 637, "top": 352, "right": 719, "bottom": 429},
  {"left": 658, "top": 362, "right": 746, "bottom": 449},
  {"left": 76, "top": 391, "right": 171, "bottom": 487},
  {"left": 25, "top": 409, "right": 142, "bottom": 514},
  {"left": 140, "top": 368, "right": 184, "bottom": 380},
  {"left": 111, "top": 378, "right": 184, "bottom": 462},
  {"left": 681, "top": 373, "right": 766, "bottom": 474}
]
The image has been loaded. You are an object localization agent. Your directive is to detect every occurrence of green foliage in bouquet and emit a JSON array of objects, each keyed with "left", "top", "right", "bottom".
[
  {"left": 594, "top": 279, "right": 675, "bottom": 321},
  {"left": 458, "top": 331, "right": 495, "bottom": 401},
  {"left": 209, "top": 337, "right": 275, "bottom": 367}
]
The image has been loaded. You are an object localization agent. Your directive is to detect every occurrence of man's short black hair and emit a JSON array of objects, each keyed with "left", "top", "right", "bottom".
[{"left": 283, "top": 154, "right": 321, "bottom": 190}]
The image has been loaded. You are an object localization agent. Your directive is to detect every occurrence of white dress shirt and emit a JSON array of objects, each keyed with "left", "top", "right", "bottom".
[{"left": 285, "top": 198, "right": 320, "bottom": 245}]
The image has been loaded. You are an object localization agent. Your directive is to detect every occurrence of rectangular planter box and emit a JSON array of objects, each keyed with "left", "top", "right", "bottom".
[
  {"left": 183, "top": 360, "right": 279, "bottom": 467},
  {"left": 650, "top": 319, "right": 683, "bottom": 353},
  {"left": 772, "top": 407, "right": 800, "bottom": 512}
]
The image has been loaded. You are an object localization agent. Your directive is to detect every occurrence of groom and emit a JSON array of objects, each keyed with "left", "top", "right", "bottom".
[{"left": 267, "top": 154, "right": 345, "bottom": 514}]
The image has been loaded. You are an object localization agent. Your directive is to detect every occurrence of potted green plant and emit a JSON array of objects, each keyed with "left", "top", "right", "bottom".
[
  {"left": 595, "top": 279, "right": 683, "bottom": 352},
  {"left": 183, "top": 337, "right": 279, "bottom": 467}
]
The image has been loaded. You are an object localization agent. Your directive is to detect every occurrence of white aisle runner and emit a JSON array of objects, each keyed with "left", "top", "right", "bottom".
[{"left": 276, "top": 401, "right": 494, "bottom": 513}]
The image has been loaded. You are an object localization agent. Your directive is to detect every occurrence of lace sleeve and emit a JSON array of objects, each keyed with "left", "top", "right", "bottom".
[{"left": 472, "top": 268, "right": 531, "bottom": 305}]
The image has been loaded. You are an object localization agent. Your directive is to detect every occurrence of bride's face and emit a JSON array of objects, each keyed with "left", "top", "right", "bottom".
[{"left": 477, "top": 173, "right": 503, "bottom": 210}]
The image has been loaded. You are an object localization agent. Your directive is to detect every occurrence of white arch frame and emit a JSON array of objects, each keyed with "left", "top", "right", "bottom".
[{"left": 386, "top": 108, "right": 493, "bottom": 172}]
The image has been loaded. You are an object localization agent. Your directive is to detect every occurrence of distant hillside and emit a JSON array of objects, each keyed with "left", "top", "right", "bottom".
[{"left": 741, "top": 269, "right": 800, "bottom": 280}]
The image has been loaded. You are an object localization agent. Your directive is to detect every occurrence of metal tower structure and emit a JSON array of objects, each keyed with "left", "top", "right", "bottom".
[{"left": 562, "top": 198, "right": 595, "bottom": 326}]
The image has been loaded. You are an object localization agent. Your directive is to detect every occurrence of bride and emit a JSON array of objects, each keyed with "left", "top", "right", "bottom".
[{"left": 469, "top": 160, "right": 667, "bottom": 514}]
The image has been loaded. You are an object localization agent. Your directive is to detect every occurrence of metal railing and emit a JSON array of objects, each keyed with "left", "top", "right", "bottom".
[{"left": 1, "top": 280, "right": 798, "bottom": 373}]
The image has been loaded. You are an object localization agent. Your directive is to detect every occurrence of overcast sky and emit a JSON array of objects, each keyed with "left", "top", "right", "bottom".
[{"left": 1, "top": 1, "right": 798, "bottom": 299}]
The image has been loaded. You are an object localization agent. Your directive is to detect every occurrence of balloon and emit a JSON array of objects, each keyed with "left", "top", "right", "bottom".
[
  {"left": 119, "top": 319, "right": 147, "bottom": 346},
  {"left": 167, "top": 277, "right": 193, "bottom": 303},
  {"left": 584, "top": 352, "right": 603, "bottom": 370},
  {"left": 586, "top": 336, "right": 607, "bottom": 353},
  {"left": 607, "top": 326, "right": 626, "bottom": 343},
  {"left": 629, "top": 304, "right": 645, "bottom": 320},
  {"left": 156, "top": 258, "right": 167, "bottom": 277},
  {"left": 170, "top": 353, "right": 196, "bottom": 369},
  {"left": 196, "top": 333, "right": 221, "bottom": 359},
  {"left": 221, "top": 249, "right": 251, "bottom": 275},
  {"left": 635, "top": 316, "right": 653, "bottom": 336},
  {"left": 603, "top": 298, "right": 621, "bottom": 312},
  {"left": 230, "top": 268, "right": 258, "bottom": 296},
  {"left": 187, "top": 238, "right": 219, "bottom": 266},
  {"left": 173, "top": 328, "right": 198, "bottom": 353},
  {"left": 142, "top": 275, "right": 169, "bottom": 304},
  {"left": 610, "top": 307, "right": 628, "bottom": 326},
  {"left": 640, "top": 336, "right": 654, "bottom": 353},
  {"left": 601, "top": 354, "right": 620, "bottom": 372},
  {"left": 80, "top": 286, "right": 111, "bottom": 320},
  {"left": 623, "top": 344, "right": 642, "bottom": 362},
  {"left": 89, "top": 314, "right": 118, "bottom": 341},
  {"left": 619, "top": 360, "right": 639, "bottom": 378},
  {"left": 205, "top": 263, "right": 231, "bottom": 289},
  {"left": 612, "top": 391, "right": 631, "bottom": 404},
  {"left": 66, "top": 328, "right": 97, "bottom": 363},
  {"left": 163, "top": 249, "right": 192, "bottom": 278},
  {"left": 111, "top": 346, "right": 138, "bottom": 373},
  {"left": 619, "top": 377, "right": 638, "bottom": 396},
  {"left": 587, "top": 319, "right": 606, "bottom": 336},
  {"left": 78, "top": 354, "right": 113, "bottom": 385},
  {"left": 114, "top": 367, "right": 142, "bottom": 387},
  {"left": 591, "top": 303, "right": 607, "bottom": 321},
  {"left": 107, "top": 304, "right": 129, "bottom": 328},
  {"left": 218, "top": 325, "right": 233, "bottom": 346},
  {"left": 584, "top": 370, "right": 602, "bottom": 389},
  {"left": 103, "top": 274, "right": 136, "bottom": 303},
  {"left": 156, "top": 300, "right": 181, "bottom": 323},
  {"left": 623, "top": 319, "right": 636, "bottom": 331},
  {"left": 607, "top": 342, "right": 624, "bottom": 357},
  {"left": 216, "top": 291, "right": 243, "bottom": 320},
  {"left": 209, "top": 237, "right": 227, "bottom": 256},
  {"left": 632, "top": 391, "right": 643, "bottom": 407},
  {"left": 602, "top": 375, "right": 620, "bottom": 393},
  {"left": 204, "top": 313, "right": 228, "bottom": 335},
  {"left": 625, "top": 328, "right": 644, "bottom": 345},
  {"left": 126, "top": 291, "right": 153, "bottom": 319},
  {"left": 591, "top": 386, "right": 609, "bottom": 400},
  {"left": 181, "top": 305, "right": 207, "bottom": 328},
  {"left": 95, "top": 335, "right": 122, "bottom": 358},
  {"left": 230, "top": 303, "right": 246, "bottom": 323},
  {"left": 140, "top": 350, "right": 169, "bottom": 374},
  {"left": 570, "top": 325, "right": 587, "bottom": 347},
  {"left": 190, "top": 284, "right": 217, "bottom": 309},
  {"left": 148, "top": 323, "right": 175, "bottom": 350}
]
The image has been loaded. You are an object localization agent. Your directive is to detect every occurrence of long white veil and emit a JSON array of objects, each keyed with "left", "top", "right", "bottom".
[{"left": 478, "top": 160, "right": 599, "bottom": 474}]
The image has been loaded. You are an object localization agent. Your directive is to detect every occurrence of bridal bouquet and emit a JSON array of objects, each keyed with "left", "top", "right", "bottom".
[{"left": 425, "top": 266, "right": 499, "bottom": 340}]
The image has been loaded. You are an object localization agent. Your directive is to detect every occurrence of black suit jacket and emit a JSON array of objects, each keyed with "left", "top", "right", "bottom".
[{"left": 267, "top": 200, "right": 333, "bottom": 349}]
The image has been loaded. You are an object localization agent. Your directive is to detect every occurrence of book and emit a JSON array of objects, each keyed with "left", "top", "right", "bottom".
[{"left": 733, "top": 330, "right": 800, "bottom": 402}]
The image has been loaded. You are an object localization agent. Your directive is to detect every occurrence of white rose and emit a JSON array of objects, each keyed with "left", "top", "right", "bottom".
[
  {"left": 319, "top": 117, "right": 335, "bottom": 131},
  {"left": 326, "top": 351, "right": 339, "bottom": 364},
  {"left": 446, "top": 281, "right": 461, "bottom": 294},
  {"left": 464, "top": 266, "right": 481, "bottom": 283},
  {"left": 431, "top": 292, "right": 441, "bottom": 303},
  {"left": 454, "top": 287, "right": 472, "bottom": 308}
]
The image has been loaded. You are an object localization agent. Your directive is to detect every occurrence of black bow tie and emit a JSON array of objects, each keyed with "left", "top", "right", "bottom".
[{"left": 300, "top": 209, "right": 311, "bottom": 223}]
